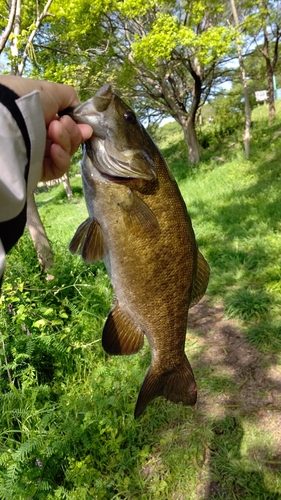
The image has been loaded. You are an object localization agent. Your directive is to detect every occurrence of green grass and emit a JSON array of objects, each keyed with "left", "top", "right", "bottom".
[{"left": 1, "top": 103, "right": 281, "bottom": 498}]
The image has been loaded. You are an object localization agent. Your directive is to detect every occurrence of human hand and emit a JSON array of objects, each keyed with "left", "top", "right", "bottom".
[
  {"left": 42, "top": 114, "right": 92, "bottom": 181},
  {"left": 0, "top": 75, "right": 93, "bottom": 181}
]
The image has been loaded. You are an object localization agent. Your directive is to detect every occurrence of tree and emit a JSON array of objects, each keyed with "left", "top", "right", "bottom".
[
  {"left": 0, "top": 0, "right": 17, "bottom": 53},
  {"left": 26, "top": 192, "right": 54, "bottom": 270},
  {"left": 230, "top": 0, "right": 251, "bottom": 158},
  {"left": 258, "top": 1, "right": 281, "bottom": 121},
  {"left": 243, "top": 0, "right": 281, "bottom": 122},
  {"left": 122, "top": 3, "right": 234, "bottom": 165},
  {"left": 30, "top": 0, "right": 235, "bottom": 165}
]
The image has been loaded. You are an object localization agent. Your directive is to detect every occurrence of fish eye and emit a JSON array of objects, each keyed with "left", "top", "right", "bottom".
[{"left": 124, "top": 111, "right": 137, "bottom": 124}]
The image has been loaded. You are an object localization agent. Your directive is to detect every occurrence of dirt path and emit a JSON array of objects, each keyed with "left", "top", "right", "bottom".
[
  {"left": 189, "top": 297, "right": 281, "bottom": 415},
  {"left": 187, "top": 297, "right": 281, "bottom": 498}
]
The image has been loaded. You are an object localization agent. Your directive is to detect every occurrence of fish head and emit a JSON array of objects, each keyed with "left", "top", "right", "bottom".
[{"left": 67, "top": 85, "right": 157, "bottom": 189}]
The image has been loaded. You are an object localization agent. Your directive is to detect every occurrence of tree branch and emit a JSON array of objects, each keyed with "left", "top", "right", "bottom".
[
  {"left": 18, "top": 0, "right": 53, "bottom": 76},
  {"left": 0, "top": 0, "right": 17, "bottom": 53}
]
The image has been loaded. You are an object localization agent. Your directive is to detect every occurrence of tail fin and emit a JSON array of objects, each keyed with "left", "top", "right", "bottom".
[{"left": 134, "top": 355, "right": 197, "bottom": 419}]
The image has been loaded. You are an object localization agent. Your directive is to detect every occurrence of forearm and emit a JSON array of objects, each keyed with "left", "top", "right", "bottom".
[
  {"left": 0, "top": 74, "right": 93, "bottom": 286},
  {"left": 0, "top": 83, "right": 45, "bottom": 283}
]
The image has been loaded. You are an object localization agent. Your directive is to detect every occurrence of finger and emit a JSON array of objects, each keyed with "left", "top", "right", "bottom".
[
  {"left": 58, "top": 117, "right": 93, "bottom": 154},
  {"left": 49, "top": 116, "right": 93, "bottom": 156},
  {"left": 41, "top": 144, "right": 71, "bottom": 182},
  {"left": 48, "top": 119, "right": 72, "bottom": 155},
  {"left": 47, "top": 82, "right": 80, "bottom": 111},
  {"left": 78, "top": 123, "right": 93, "bottom": 143},
  {"left": 59, "top": 115, "right": 83, "bottom": 155},
  {"left": 50, "top": 143, "right": 71, "bottom": 176},
  {"left": 0, "top": 76, "right": 81, "bottom": 124},
  {"left": 41, "top": 81, "right": 81, "bottom": 121}
]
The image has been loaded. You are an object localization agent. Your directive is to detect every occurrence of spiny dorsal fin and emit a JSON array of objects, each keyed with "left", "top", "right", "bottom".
[
  {"left": 134, "top": 355, "right": 197, "bottom": 419},
  {"left": 102, "top": 303, "right": 144, "bottom": 355},
  {"left": 190, "top": 250, "right": 210, "bottom": 308},
  {"left": 121, "top": 191, "right": 159, "bottom": 234},
  {"left": 69, "top": 218, "right": 107, "bottom": 263}
]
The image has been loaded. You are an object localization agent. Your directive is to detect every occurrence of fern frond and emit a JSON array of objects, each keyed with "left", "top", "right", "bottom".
[{"left": 13, "top": 436, "right": 42, "bottom": 462}]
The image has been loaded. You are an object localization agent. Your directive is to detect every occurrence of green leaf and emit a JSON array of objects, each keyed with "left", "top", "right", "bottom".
[{"left": 32, "top": 319, "right": 47, "bottom": 328}]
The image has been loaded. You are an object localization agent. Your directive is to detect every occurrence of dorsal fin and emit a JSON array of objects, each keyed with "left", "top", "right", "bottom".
[{"left": 190, "top": 251, "right": 210, "bottom": 307}]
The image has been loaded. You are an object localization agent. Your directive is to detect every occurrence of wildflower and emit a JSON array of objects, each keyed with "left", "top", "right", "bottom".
[
  {"left": 7, "top": 304, "right": 12, "bottom": 313},
  {"left": 36, "top": 459, "right": 42, "bottom": 467},
  {"left": 26, "top": 330, "right": 31, "bottom": 336}
]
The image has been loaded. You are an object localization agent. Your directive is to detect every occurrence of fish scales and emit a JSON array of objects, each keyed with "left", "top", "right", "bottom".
[
  {"left": 95, "top": 159, "right": 194, "bottom": 357},
  {"left": 64, "top": 85, "right": 210, "bottom": 418}
]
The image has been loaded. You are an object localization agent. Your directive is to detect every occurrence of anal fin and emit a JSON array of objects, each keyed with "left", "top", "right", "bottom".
[{"left": 102, "top": 303, "right": 144, "bottom": 355}]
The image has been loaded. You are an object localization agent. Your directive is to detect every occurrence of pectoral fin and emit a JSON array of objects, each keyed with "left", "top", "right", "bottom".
[
  {"left": 69, "top": 218, "right": 92, "bottom": 254},
  {"left": 102, "top": 303, "right": 144, "bottom": 355},
  {"left": 69, "top": 218, "right": 107, "bottom": 263},
  {"left": 190, "top": 250, "right": 210, "bottom": 307},
  {"left": 121, "top": 191, "right": 159, "bottom": 234}
]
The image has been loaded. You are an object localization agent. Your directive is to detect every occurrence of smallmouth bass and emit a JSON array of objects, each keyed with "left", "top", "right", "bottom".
[{"left": 64, "top": 85, "right": 210, "bottom": 418}]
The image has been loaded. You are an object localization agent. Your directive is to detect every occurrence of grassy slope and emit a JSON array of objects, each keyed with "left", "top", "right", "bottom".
[{"left": 1, "top": 103, "right": 281, "bottom": 499}]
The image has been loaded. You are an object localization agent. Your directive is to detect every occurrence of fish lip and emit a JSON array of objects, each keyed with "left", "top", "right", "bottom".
[
  {"left": 59, "top": 84, "right": 113, "bottom": 130},
  {"left": 71, "top": 99, "right": 100, "bottom": 123},
  {"left": 72, "top": 99, "right": 96, "bottom": 118},
  {"left": 69, "top": 101, "right": 108, "bottom": 140}
]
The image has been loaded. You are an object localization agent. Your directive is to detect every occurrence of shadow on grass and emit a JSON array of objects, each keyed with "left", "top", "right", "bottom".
[
  {"left": 188, "top": 145, "right": 281, "bottom": 355},
  {"left": 204, "top": 416, "right": 280, "bottom": 500},
  {"left": 161, "top": 141, "right": 190, "bottom": 182}
]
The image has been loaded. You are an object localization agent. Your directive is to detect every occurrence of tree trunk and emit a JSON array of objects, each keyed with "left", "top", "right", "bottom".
[
  {"left": 230, "top": 0, "right": 251, "bottom": 159},
  {"left": 10, "top": 0, "right": 21, "bottom": 75},
  {"left": 160, "top": 60, "right": 202, "bottom": 166},
  {"left": 186, "top": 58, "right": 202, "bottom": 165},
  {"left": 26, "top": 193, "right": 54, "bottom": 271},
  {"left": 266, "top": 61, "right": 275, "bottom": 123},
  {"left": 258, "top": 0, "right": 281, "bottom": 123},
  {"left": 181, "top": 116, "right": 201, "bottom": 166},
  {"left": 261, "top": 8, "right": 276, "bottom": 123},
  {"left": 0, "top": 0, "right": 17, "bottom": 54},
  {"left": 174, "top": 63, "right": 202, "bottom": 166},
  {"left": 61, "top": 172, "right": 73, "bottom": 198}
]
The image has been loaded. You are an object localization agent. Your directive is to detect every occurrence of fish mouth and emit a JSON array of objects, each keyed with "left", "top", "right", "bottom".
[
  {"left": 60, "top": 85, "right": 113, "bottom": 139},
  {"left": 60, "top": 103, "right": 107, "bottom": 140}
]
